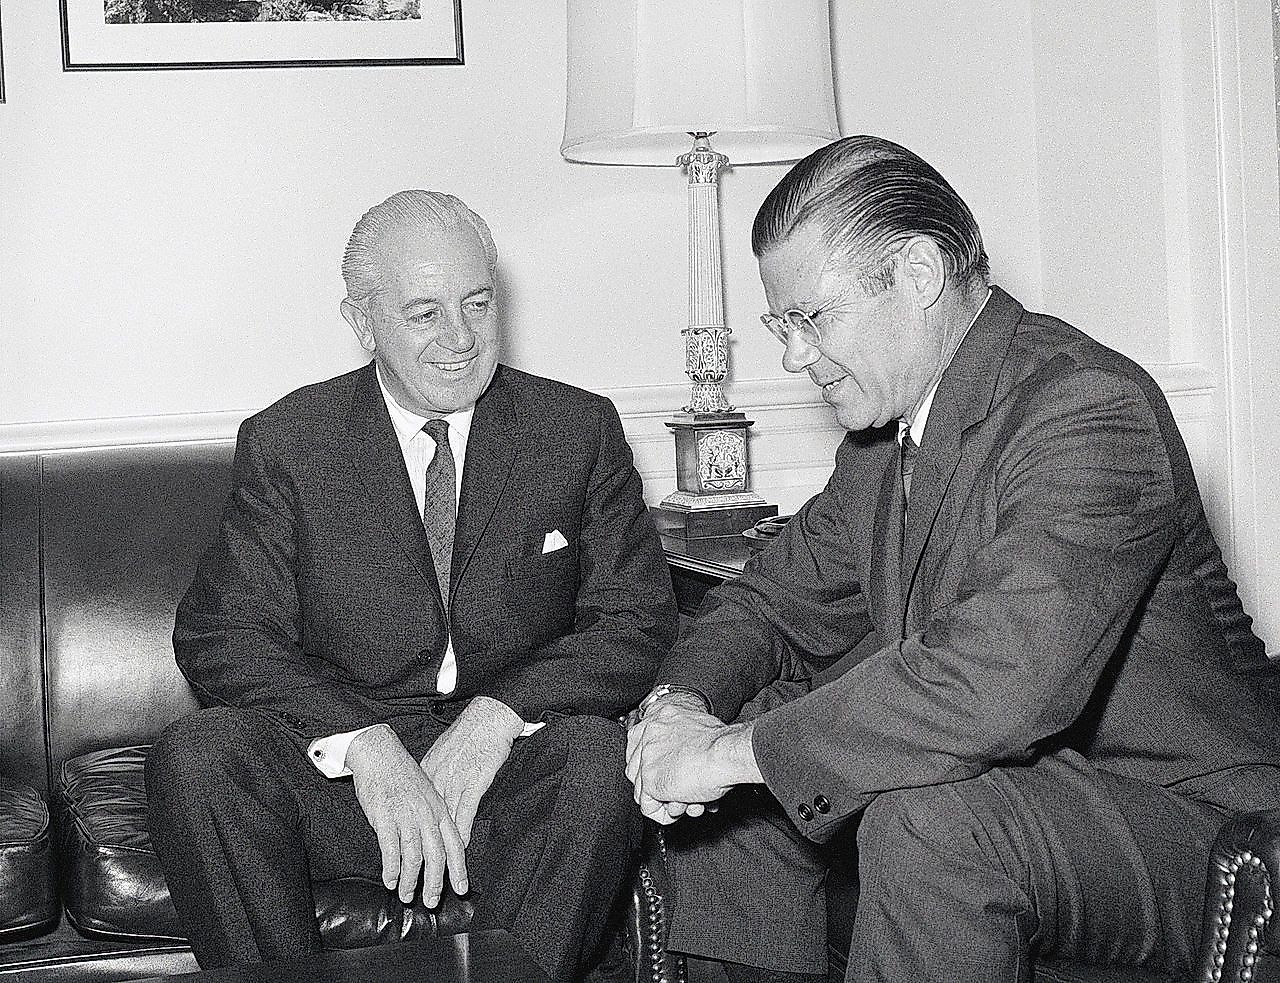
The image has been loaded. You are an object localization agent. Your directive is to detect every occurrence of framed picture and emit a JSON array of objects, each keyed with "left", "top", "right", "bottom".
[{"left": 60, "top": 0, "right": 462, "bottom": 71}]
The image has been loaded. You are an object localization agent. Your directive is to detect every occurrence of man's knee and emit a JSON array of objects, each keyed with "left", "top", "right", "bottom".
[
  {"left": 543, "top": 715, "right": 636, "bottom": 823},
  {"left": 146, "top": 706, "right": 271, "bottom": 801},
  {"left": 856, "top": 781, "right": 1005, "bottom": 878},
  {"left": 548, "top": 714, "right": 627, "bottom": 775}
]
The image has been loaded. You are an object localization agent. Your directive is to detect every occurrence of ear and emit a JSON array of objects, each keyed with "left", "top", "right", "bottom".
[
  {"left": 341, "top": 298, "right": 376, "bottom": 353},
  {"left": 901, "top": 236, "right": 946, "bottom": 310}
]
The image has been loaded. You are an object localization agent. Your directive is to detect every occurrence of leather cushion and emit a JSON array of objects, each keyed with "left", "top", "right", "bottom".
[
  {"left": 0, "top": 780, "right": 58, "bottom": 940},
  {"left": 0, "top": 457, "right": 49, "bottom": 795},
  {"left": 39, "top": 444, "right": 232, "bottom": 782},
  {"left": 58, "top": 748, "right": 183, "bottom": 941},
  {"left": 59, "top": 746, "right": 475, "bottom": 945}
]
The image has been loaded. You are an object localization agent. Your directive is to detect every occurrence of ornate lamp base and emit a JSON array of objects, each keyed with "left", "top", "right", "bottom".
[
  {"left": 650, "top": 412, "right": 777, "bottom": 539},
  {"left": 652, "top": 134, "right": 777, "bottom": 539}
]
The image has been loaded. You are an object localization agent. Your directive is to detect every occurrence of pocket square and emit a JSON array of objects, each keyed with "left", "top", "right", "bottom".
[{"left": 542, "top": 529, "right": 569, "bottom": 554}]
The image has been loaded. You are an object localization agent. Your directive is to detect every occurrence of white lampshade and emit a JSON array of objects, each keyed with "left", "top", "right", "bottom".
[{"left": 561, "top": 0, "right": 840, "bottom": 166}]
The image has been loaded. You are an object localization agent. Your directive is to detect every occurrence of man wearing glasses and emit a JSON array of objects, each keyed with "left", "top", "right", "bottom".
[{"left": 626, "top": 135, "right": 1279, "bottom": 982}]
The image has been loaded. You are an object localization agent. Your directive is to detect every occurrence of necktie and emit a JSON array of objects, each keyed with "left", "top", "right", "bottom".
[
  {"left": 901, "top": 430, "right": 919, "bottom": 507},
  {"left": 421, "top": 419, "right": 456, "bottom": 605}
]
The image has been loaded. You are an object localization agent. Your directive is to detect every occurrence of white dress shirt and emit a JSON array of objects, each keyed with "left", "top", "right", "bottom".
[{"left": 308, "top": 368, "right": 534, "bottom": 779}]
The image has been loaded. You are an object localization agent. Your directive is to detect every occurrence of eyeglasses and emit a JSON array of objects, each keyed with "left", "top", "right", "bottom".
[{"left": 759, "top": 307, "right": 827, "bottom": 348}]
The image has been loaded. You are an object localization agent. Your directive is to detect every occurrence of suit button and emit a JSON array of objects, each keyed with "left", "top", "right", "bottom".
[
  {"left": 798, "top": 803, "right": 814, "bottom": 821},
  {"left": 814, "top": 795, "right": 831, "bottom": 814}
]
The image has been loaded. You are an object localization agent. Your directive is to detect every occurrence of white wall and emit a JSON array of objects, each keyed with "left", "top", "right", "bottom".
[
  {"left": 2, "top": 2, "right": 1277, "bottom": 640},
  {"left": 1024, "top": 0, "right": 1280, "bottom": 647},
  {"left": 0, "top": 0, "right": 1051, "bottom": 508},
  {"left": 0, "top": 2, "right": 1044, "bottom": 423}
]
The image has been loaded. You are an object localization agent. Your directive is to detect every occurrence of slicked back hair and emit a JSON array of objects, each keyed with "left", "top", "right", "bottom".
[
  {"left": 751, "top": 135, "right": 990, "bottom": 293},
  {"left": 342, "top": 190, "right": 498, "bottom": 304}
]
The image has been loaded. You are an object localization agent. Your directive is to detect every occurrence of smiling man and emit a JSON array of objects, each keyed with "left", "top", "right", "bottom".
[
  {"left": 625, "top": 137, "right": 1280, "bottom": 982},
  {"left": 146, "top": 191, "right": 677, "bottom": 983}
]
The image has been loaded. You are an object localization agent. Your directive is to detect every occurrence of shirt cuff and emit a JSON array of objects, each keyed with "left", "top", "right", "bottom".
[
  {"left": 520, "top": 721, "right": 545, "bottom": 738},
  {"left": 308, "top": 724, "right": 380, "bottom": 778}
]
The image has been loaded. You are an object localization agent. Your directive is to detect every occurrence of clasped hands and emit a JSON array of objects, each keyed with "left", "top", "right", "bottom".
[
  {"left": 346, "top": 696, "right": 523, "bottom": 907},
  {"left": 625, "top": 692, "right": 762, "bottom": 825}
]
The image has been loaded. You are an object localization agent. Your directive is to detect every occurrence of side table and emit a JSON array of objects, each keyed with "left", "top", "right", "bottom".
[{"left": 660, "top": 533, "right": 751, "bottom": 625}]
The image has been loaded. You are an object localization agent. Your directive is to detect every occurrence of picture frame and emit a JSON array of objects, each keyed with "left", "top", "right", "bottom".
[
  {"left": 60, "top": 0, "right": 463, "bottom": 72},
  {"left": 0, "top": 4, "right": 6, "bottom": 103}
]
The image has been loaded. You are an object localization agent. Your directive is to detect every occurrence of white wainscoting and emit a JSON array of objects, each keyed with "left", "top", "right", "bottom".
[
  {"left": 0, "top": 412, "right": 251, "bottom": 457},
  {"left": 0, "top": 363, "right": 1225, "bottom": 528},
  {"left": 617, "top": 362, "right": 1225, "bottom": 521}
]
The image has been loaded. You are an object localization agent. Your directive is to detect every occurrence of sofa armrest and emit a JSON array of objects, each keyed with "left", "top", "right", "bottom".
[
  {"left": 624, "top": 827, "right": 685, "bottom": 983},
  {"left": 1195, "top": 809, "right": 1280, "bottom": 983}
]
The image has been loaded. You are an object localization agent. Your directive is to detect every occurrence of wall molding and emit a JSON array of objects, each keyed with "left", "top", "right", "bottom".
[
  {"left": 0, "top": 361, "right": 1229, "bottom": 520},
  {"left": 0, "top": 411, "right": 249, "bottom": 456},
  {"left": 0, "top": 361, "right": 1219, "bottom": 458}
]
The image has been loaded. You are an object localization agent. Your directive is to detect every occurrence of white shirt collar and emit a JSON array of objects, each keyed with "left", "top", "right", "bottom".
[
  {"left": 375, "top": 365, "right": 475, "bottom": 445},
  {"left": 901, "top": 288, "right": 992, "bottom": 447}
]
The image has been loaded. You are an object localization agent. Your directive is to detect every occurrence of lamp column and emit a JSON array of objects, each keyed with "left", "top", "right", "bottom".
[
  {"left": 651, "top": 133, "right": 777, "bottom": 539},
  {"left": 682, "top": 134, "right": 733, "bottom": 414}
]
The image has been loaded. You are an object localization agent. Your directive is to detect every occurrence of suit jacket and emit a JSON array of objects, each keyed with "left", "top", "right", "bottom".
[
  {"left": 659, "top": 286, "right": 1279, "bottom": 843},
  {"left": 175, "top": 362, "right": 678, "bottom": 751}
]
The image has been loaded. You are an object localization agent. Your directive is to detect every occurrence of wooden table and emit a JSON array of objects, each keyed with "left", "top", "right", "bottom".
[
  {"left": 661, "top": 533, "right": 752, "bottom": 620},
  {"left": 135, "top": 931, "right": 548, "bottom": 983}
]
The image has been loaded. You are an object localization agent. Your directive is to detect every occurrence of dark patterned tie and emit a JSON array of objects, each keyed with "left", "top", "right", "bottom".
[
  {"left": 901, "top": 430, "right": 919, "bottom": 510},
  {"left": 421, "top": 419, "right": 456, "bottom": 605}
]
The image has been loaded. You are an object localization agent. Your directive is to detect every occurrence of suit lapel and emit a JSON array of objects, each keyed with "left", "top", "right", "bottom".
[
  {"left": 902, "top": 287, "right": 1024, "bottom": 610},
  {"left": 346, "top": 362, "right": 444, "bottom": 613},
  {"left": 869, "top": 448, "right": 905, "bottom": 639},
  {"left": 452, "top": 366, "right": 519, "bottom": 600}
]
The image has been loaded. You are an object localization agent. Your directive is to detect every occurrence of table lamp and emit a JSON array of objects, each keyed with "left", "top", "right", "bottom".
[{"left": 561, "top": 0, "right": 840, "bottom": 538}]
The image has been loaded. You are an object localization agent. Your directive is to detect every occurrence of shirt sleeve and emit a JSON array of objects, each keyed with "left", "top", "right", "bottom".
[
  {"left": 307, "top": 725, "right": 380, "bottom": 779},
  {"left": 309, "top": 717, "right": 542, "bottom": 779}
]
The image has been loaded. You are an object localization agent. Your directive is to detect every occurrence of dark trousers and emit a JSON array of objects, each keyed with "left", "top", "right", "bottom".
[
  {"left": 664, "top": 750, "right": 1255, "bottom": 982},
  {"left": 145, "top": 706, "right": 642, "bottom": 983}
]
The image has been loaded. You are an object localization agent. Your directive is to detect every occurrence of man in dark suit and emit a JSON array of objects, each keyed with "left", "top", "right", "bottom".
[
  {"left": 146, "top": 190, "right": 678, "bottom": 983},
  {"left": 626, "top": 136, "right": 1280, "bottom": 982}
]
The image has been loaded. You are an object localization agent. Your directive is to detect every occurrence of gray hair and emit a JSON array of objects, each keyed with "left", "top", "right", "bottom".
[
  {"left": 752, "top": 135, "right": 989, "bottom": 293},
  {"left": 342, "top": 190, "right": 498, "bottom": 304}
]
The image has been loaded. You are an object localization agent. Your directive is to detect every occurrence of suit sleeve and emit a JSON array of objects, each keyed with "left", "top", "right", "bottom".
[
  {"left": 174, "top": 417, "right": 403, "bottom": 744},
  {"left": 653, "top": 434, "right": 877, "bottom": 722},
  {"left": 484, "top": 400, "right": 678, "bottom": 722},
  {"left": 753, "top": 368, "right": 1179, "bottom": 841}
]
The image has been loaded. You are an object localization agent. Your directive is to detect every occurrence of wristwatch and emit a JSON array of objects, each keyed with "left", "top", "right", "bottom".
[{"left": 638, "top": 683, "right": 710, "bottom": 718}]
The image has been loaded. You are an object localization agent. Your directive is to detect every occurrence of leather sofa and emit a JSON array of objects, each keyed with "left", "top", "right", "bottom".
[{"left": 0, "top": 441, "right": 675, "bottom": 983}]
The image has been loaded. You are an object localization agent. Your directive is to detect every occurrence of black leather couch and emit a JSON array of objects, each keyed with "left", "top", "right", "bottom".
[{"left": 0, "top": 441, "right": 677, "bottom": 983}]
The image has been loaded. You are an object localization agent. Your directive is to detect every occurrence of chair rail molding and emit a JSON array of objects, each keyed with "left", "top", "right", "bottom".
[
  {"left": 0, "top": 411, "right": 249, "bottom": 457},
  {"left": 0, "top": 363, "right": 1226, "bottom": 518}
]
